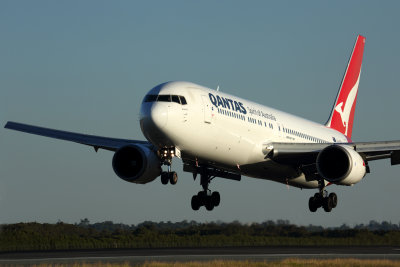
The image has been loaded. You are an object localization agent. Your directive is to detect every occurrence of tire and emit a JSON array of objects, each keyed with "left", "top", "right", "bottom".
[
  {"left": 197, "top": 191, "right": 206, "bottom": 199},
  {"left": 211, "top": 191, "right": 220, "bottom": 207},
  {"left": 314, "top": 193, "right": 323, "bottom": 208},
  {"left": 205, "top": 197, "right": 214, "bottom": 211},
  {"left": 191, "top": 195, "right": 200, "bottom": 211},
  {"left": 161, "top": 172, "right": 169, "bottom": 185},
  {"left": 308, "top": 197, "right": 318, "bottom": 212},
  {"left": 169, "top": 172, "right": 178, "bottom": 185},
  {"left": 323, "top": 197, "right": 333, "bottom": 212},
  {"left": 329, "top": 193, "right": 338, "bottom": 208},
  {"left": 197, "top": 191, "right": 207, "bottom": 206}
]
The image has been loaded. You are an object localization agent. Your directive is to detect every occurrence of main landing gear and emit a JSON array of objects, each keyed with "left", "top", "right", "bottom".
[
  {"left": 308, "top": 180, "right": 338, "bottom": 212},
  {"left": 191, "top": 171, "right": 220, "bottom": 211},
  {"left": 159, "top": 147, "right": 178, "bottom": 185}
]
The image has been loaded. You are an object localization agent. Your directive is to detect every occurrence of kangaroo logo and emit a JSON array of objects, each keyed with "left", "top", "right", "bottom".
[{"left": 334, "top": 75, "right": 360, "bottom": 136}]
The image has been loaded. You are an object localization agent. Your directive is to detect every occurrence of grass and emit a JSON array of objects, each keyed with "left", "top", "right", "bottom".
[
  {"left": 2, "top": 259, "right": 400, "bottom": 267},
  {"left": 142, "top": 259, "right": 400, "bottom": 267}
]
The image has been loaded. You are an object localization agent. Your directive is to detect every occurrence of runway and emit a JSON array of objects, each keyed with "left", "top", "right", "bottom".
[{"left": 1, "top": 247, "right": 400, "bottom": 265}]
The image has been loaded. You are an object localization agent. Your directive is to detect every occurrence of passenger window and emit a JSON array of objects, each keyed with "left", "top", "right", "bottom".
[
  {"left": 144, "top": 94, "right": 157, "bottom": 102},
  {"left": 158, "top": 95, "right": 171, "bottom": 102},
  {"left": 179, "top": 96, "right": 187, "bottom": 105},
  {"left": 172, "top": 95, "right": 180, "bottom": 104}
]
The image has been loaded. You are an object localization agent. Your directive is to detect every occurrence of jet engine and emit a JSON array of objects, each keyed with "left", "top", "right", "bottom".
[
  {"left": 316, "top": 145, "right": 366, "bottom": 185},
  {"left": 112, "top": 144, "right": 161, "bottom": 184}
]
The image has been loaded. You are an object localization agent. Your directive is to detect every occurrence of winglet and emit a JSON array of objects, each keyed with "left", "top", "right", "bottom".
[{"left": 326, "top": 35, "right": 366, "bottom": 139}]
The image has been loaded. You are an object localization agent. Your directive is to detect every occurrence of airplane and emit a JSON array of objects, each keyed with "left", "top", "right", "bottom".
[{"left": 5, "top": 35, "right": 400, "bottom": 213}]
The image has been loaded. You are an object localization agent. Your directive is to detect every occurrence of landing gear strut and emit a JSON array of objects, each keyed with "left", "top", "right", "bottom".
[
  {"left": 191, "top": 170, "right": 220, "bottom": 211},
  {"left": 308, "top": 180, "right": 338, "bottom": 212},
  {"left": 159, "top": 147, "right": 178, "bottom": 185}
]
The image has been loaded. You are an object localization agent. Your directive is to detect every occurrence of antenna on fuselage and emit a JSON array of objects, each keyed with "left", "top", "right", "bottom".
[{"left": 216, "top": 85, "right": 220, "bottom": 91}]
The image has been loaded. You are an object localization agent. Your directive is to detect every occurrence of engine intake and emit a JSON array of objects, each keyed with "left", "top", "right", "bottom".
[
  {"left": 316, "top": 145, "right": 366, "bottom": 185},
  {"left": 112, "top": 144, "right": 161, "bottom": 184}
]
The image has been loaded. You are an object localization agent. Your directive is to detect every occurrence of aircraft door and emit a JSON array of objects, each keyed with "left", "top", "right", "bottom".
[{"left": 201, "top": 95, "right": 212, "bottom": 124}]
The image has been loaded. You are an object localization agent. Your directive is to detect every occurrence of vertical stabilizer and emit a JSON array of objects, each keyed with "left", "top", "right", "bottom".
[{"left": 325, "top": 35, "right": 365, "bottom": 139}]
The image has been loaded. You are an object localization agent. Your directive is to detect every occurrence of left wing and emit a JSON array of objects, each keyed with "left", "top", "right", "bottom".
[{"left": 4, "top": 121, "right": 151, "bottom": 152}]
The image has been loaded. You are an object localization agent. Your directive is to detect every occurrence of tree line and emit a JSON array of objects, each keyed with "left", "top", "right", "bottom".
[{"left": 1, "top": 220, "right": 400, "bottom": 252}]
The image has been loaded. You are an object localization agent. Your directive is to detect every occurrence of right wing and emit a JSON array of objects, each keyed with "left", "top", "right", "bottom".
[
  {"left": 264, "top": 141, "right": 400, "bottom": 181},
  {"left": 4, "top": 121, "right": 151, "bottom": 152},
  {"left": 267, "top": 141, "right": 400, "bottom": 165}
]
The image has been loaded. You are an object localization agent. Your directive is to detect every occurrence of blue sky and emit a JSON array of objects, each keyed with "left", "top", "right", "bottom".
[{"left": 1, "top": 0, "right": 400, "bottom": 226}]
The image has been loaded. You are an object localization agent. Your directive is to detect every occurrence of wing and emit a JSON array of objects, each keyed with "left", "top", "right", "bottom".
[
  {"left": 267, "top": 141, "right": 400, "bottom": 164},
  {"left": 353, "top": 141, "right": 400, "bottom": 165},
  {"left": 265, "top": 141, "right": 400, "bottom": 179},
  {"left": 4, "top": 121, "right": 151, "bottom": 152}
]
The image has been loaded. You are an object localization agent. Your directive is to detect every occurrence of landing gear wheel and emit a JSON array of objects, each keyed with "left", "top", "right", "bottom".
[
  {"left": 197, "top": 191, "right": 206, "bottom": 203},
  {"left": 329, "top": 193, "right": 338, "bottom": 208},
  {"left": 191, "top": 195, "right": 200, "bottom": 210},
  {"left": 169, "top": 172, "right": 178, "bottom": 185},
  {"left": 313, "top": 193, "right": 323, "bottom": 209},
  {"left": 205, "top": 196, "right": 214, "bottom": 211},
  {"left": 211, "top": 191, "right": 220, "bottom": 207},
  {"left": 161, "top": 172, "right": 169, "bottom": 185},
  {"left": 192, "top": 167, "right": 223, "bottom": 211},
  {"left": 158, "top": 147, "right": 178, "bottom": 186},
  {"left": 323, "top": 197, "right": 333, "bottom": 212},
  {"left": 308, "top": 190, "right": 338, "bottom": 212},
  {"left": 308, "top": 197, "right": 318, "bottom": 212}
]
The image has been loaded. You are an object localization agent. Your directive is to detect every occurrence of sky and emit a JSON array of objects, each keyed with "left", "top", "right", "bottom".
[{"left": 1, "top": 0, "right": 400, "bottom": 227}]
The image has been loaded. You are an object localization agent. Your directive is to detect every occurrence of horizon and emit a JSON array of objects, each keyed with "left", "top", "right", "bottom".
[{"left": 3, "top": 218, "right": 400, "bottom": 230}]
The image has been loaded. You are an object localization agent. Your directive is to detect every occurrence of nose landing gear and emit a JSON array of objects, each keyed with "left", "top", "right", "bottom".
[
  {"left": 159, "top": 147, "right": 178, "bottom": 185},
  {"left": 161, "top": 171, "right": 178, "bottom": 185}
]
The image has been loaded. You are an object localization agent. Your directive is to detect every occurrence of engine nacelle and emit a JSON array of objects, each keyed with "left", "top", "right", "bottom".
[
  {"left": 112, "top": 144, "right": 161, "bottom": 184},
  {"left": 316, "top": 145, "right": 366, "bottom": 185}
]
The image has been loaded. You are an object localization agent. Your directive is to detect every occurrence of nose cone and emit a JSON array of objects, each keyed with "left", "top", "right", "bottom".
[
  {"left": 140, "top": 102, "right": 168, "bottom": 135},
  {"left": 150, "top": 103, "right": 168, "bottom": 129}
]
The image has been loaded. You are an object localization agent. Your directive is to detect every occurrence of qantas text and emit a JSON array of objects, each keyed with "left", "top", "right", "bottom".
[{"left": 209, "top": 93, "right": 247, "bottom": 114}]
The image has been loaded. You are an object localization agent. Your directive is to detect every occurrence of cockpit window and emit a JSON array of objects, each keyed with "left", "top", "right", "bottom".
[
  {"left": 144, "top": 94, "right": 188, "bottom": 105},
  {"left": 171, "top": 95, "right": 180, "bottom": 104},
  {"left": 144, "top": 94, "right": 158, "bottom": 102},
  {"left": 179, "top": 96, "right": 187, "bottom": 105},
  {"left": 157, "top": 95, "right": 171, "bottom": 102}
]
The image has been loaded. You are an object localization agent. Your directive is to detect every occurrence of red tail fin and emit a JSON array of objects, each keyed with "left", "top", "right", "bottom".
[{"left": 326, "top": 35, "right": 365, "bottom": 139}]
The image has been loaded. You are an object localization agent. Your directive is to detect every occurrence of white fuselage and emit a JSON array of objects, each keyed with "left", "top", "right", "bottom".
[{"left": 140, "top": 81, "right": 349, "bottom": 189}]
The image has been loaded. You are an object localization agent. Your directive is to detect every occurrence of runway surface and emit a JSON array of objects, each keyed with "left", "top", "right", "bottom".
[{"left": 1, "top": 247, "right": 400, "bottom": 265}]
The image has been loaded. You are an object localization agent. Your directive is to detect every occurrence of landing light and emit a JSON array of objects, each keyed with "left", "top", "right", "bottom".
[{"left": 161, "top": 147, "right": 175, "bottom": 158}]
